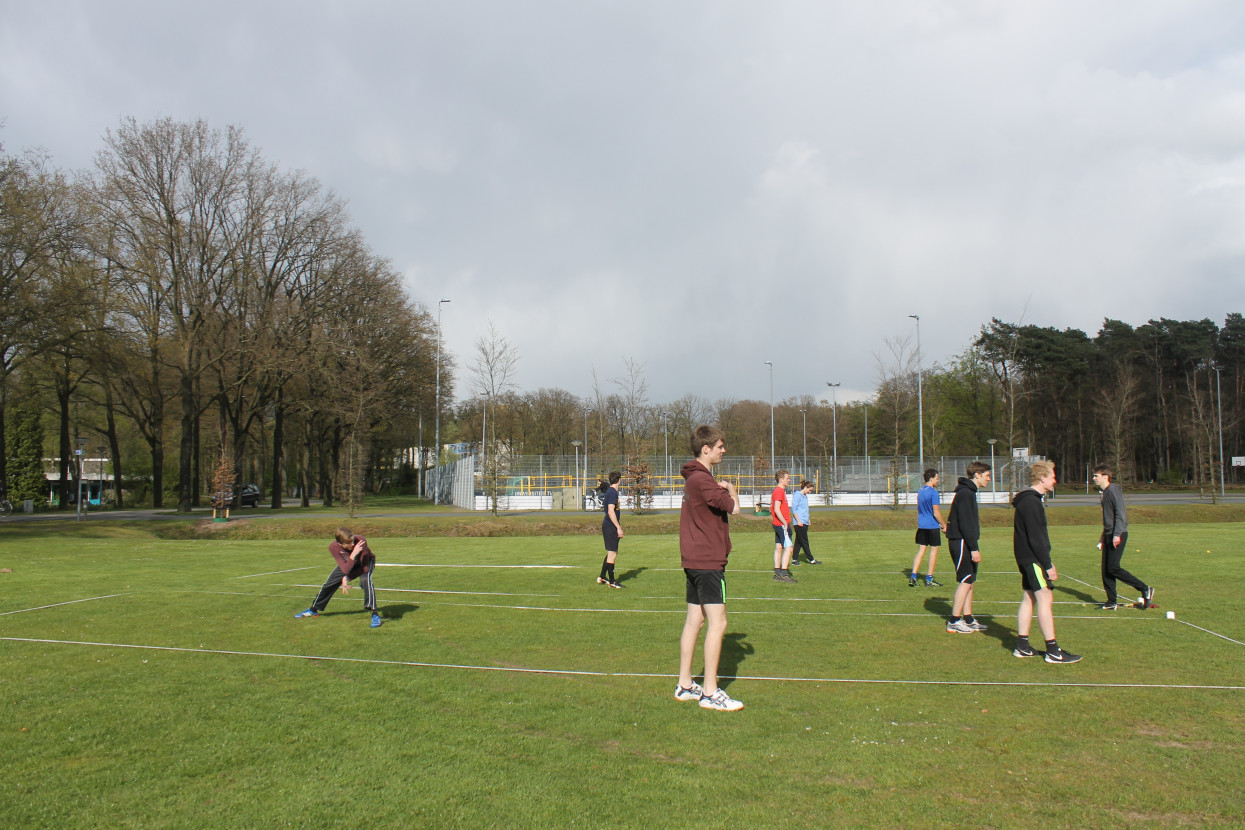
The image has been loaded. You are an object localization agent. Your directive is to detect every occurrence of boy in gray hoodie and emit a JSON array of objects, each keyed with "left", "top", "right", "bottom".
[{"left": 1092, "top": 464, "right": 1153, "bottom": 610}]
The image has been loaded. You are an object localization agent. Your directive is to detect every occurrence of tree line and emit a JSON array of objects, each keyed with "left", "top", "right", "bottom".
[{"left": 2, "top": 118, "right": 451, "bottom": 510}]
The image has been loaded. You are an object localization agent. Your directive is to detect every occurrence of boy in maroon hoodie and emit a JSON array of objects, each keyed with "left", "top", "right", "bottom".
[
  {"left": 674, "top": 426, "right": 743, "bottom": 711},
  {"left": 295, "top": 527, "right": 383, "bottom": 628}
]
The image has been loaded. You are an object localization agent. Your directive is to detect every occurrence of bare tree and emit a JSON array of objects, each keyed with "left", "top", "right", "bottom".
[{"left": 472, "top": 320, "right": 519, "bottom": 514}]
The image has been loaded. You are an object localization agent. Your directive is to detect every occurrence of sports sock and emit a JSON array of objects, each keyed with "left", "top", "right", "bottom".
[
  {"left": 607, "top": 562, "right": 616, "bottom": 582},
  {"left": 600, "top": 557, "right": 610, "bottom": 580},
  {"left": 775, "top": 567, "right": 782, "bottom": 576},
  {"left": 1016, "top": 635, "right": 1030, "bottom": 648},
  {"left": 964, "top": 615, "right": 976, "bottom": 624},
  {"left": 949, "top": 616, "right": 962, "bottom": 624},
  {"left": 1045, "top": 639, "right": 1059, "bottom": 654}
]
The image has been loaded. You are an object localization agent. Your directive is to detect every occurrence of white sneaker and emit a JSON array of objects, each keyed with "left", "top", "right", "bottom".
[
  {"left": 698, "top": 688, "right": 744, "bottom": 711},
  {"left": 673, "top": 681, "right": 704, "bottom": 702},
  {"left": 945, "top": 619, "right": 975, "bottom": 634}
]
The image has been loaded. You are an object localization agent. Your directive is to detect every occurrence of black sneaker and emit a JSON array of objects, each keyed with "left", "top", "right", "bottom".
[
  {"left": 1100, "top": 602, "right": 1119, "bottom": 611},
  {"left": 1045, "top": 649, "right": 1083, "bottom": 664},
  {"left": 1013, "top": 643, "right": 1037, "bottom": 658},
  {"left": 908, "top": 576, "right": 917, "bottom": 587},
  {"left": 808, "top": 559, "right": 822, "bottom": 565},
  {"left": 925, "top": 578, "right": 942, "bottom": 588},
  {"left": 1141, "top": 586, "right": 1155, "bottom": 609}
]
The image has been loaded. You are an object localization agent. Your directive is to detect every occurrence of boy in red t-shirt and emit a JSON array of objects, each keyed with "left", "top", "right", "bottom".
[{"left": 771, "top": 470, "right": 796, "bottom": 583}]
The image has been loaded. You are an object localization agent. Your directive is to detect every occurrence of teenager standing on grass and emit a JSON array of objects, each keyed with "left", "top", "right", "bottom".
[
  {"left": 596, "top": 471, "right": 625, "bottom": 588},
  {"left": 675, "top": 425, "right": 743, "bottom": 712},
  {"left": 771, "top": 470, "right": 796, "bottom": 582},
  {"left": 790, "top": 479, "right": 821, "bottom": 566},
  {"left": 909, "top": 469, "right": 945, "bottom": 587},
  {"left": 295, "top": 527, "right": 383, "bottom": 628},
  {"left": 944, "top": 462, "right": 991, "bottom": 634},
  {"left": 1093, "top": 464, "right": 1153, "bottom": 610},
  {"left": 1011, "top": 461, "right": 1080, "bottom": 663}
]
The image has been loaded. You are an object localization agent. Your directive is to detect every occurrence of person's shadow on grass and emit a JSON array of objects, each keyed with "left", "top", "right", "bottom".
[
  {"left": 318, "top": 603, "right": 419, "bottom": 620},
  {"left": 1052, "top": 583, "right": 1097, "bottom": 604},
  {"left": 922, "top": 597, "right": 952, "bottom": 618},
  {"left": 615, "top": 567, "right": 647, "bottom": 585},
  {"left": 717, "top": 632, "right": 754, "bottom": 690},
  {"left": 925, "top": 596, "right": 1015, "bottom": 648}
]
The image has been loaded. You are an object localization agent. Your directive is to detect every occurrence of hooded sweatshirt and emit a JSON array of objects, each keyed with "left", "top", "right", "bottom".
[
  {"left": 945, "top": 476, "right": 981, "bottom": 550},
  {"left": 328, "top": 535, "right": 375, "bottom": 579},
  {"left": 1100, "top": 482, "right": 1128, "bottom": 537},
  {"left": 679, "top": 459, "right": 736, "bottom": 569},
  {"left": 1011, "top": 488, "right": 1053, "bottom": 571}
]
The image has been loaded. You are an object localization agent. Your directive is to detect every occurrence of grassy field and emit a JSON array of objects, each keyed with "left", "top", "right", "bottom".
[{"left": 1, "top": 515, "right": 1242, "bottom": 828}]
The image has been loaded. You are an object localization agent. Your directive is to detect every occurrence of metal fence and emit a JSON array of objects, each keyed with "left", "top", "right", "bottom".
[{"left": 427, "top": 452, "right": 1043, "bottom": 511}]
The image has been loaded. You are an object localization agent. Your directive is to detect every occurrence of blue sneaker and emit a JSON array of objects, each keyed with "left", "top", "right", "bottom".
[
  {"left": 370, "top": 612, "right": 383, "bottom": 628},
  {"left": 294, "top": 608, "right": 318, "bottom": 618}
]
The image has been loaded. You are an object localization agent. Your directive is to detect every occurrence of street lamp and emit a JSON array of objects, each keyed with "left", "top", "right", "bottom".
[
  {"left": 764, "top": 361, "right": 774, "bottom": 467},
  {"left": 583, "top": 406, "right": 592, "bottom": 496},
  {"left": 798, "top": 409, "right": 807, "bottom": 479},
  {"left": 909, "top": 314, "right": 923, "bottom": 469},
  {"left": 571, "top": 440, "right": 582, "bottom": 505},
  {"left": 74, "top": 437, "right": 87, "bottom": 521},
  {"left": 827, "top": 382, "right": 840, "bottom": 499},
  {"left": 986, "top": 439, "right": 998, "bottom": 505},
  {"left": 864, "top": 399, "right": 871, "bottom": 505},
  {"left": 433, "top": 297, "right": 451, "bottom": 505},
  {"left": 1213, "top": 363, "right": 1226, "bottom": 498},
  {"left": 662, "top": 411, "right": 672, "bottom": 498}
]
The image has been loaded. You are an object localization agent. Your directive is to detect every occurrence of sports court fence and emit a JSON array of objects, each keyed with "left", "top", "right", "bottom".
[{"left": 425, "top": 453, "right": 1044, "bottom": 511}]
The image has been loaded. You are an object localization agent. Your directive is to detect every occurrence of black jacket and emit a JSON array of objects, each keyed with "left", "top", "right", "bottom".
[
  {"left": 945, "top": 477, "right": 980, "bottom": 550},
  {"left": 1011, "top": 488, "right": 1052, "bottom": 570}
]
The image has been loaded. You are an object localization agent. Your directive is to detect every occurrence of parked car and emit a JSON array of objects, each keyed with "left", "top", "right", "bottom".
[{"left": 238, "top": 483, "right": 260, "bottom": 508}]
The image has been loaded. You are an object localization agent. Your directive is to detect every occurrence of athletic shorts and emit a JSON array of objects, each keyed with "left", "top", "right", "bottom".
[
  {"left": 1017, "top": 559, "right": 1050, "bottom": 592},
  {"left": 685, "top": 568, "right": 726, "bottom": 605},
  {"left": 948, "top": 538, "right": 977, "bottom": 584},
  {"left": 773, "top": 525, "right": 792, "bottom": 547},
  {"left": 601, "top": 522, "right": 620, "bottom": 552},
  {"left": 915, "top": 528, "right": 941, "bottom": 547}
]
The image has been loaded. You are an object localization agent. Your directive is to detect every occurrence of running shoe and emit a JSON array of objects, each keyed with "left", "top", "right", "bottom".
[
  {"left": 370, "top": 612, "right": 383, "bottom": 628},
  {"left": 1100, "top": 602, "right": 1119, "bottom": 611},
  {"left": 925, "top": 578, "right": 943, "bottom": 588},
  {"left": 596, "top": 577, "right": 610, "bottom": 585},
  {"left": 1013, "top": 643, "right": 1037, "bottom": 658},
  {"left": 674, "top": 681, "right": 704, "bottom": 702},
  {"left": 607, "top": 581, "right": 625, "bottom": 589},
  {"left": 946, "top": 619, "right": 975, "bottom": 634},
  {"left": 1044, "top": 649, "right": 1083, "bottom": 664},
  {"left": 808, "top": 559, "right": 822, "bottom": 565},
  {"left": 699, "top": 689, "right": 744, "bottom": 711},
  {"left": 294, "top": 608, "right": 319, "bottom": 618},
  {"left": 965, "top": 619, "right": 988, "bottom": 631},
  {"left": 780, "top": 571, "right": 798, "bottom": 583},
  {"left": 1141, "top": 586, "right": 1155, "bottom": 609},
  {"left": 908, "top": 576, "right": 918, "bottom": 587}
]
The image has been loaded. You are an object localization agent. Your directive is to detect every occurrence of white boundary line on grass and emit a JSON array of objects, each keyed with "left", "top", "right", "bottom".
[
  {"left": 2, "top": 636, "right": 1241, "bottom": 691},
  {"left": 377, "top": 564, "right": 575, "bottom": 569},
  {"left": 0, "top": 593, "right": 130, "bottom": 616},
  {"left": 1176, "top": 619, "right": 1245, "bottom": 646},
  {"left": 231, "top": 567, "right": 317, "bottom": 580}
]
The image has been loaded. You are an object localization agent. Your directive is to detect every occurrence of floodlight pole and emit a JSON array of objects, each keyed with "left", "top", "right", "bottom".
[
  {"left": 433, "top": 297, "right": 451, "bottom": 505},
  {"left": 987, "top": 438, "right": 997, "bottom": 506},
  {"left": 764, "top": 361, "right": 774, "bottom": 467},
  {"left": 662, "top": 411, "right": 671, "bottom": 498},
  {"left": 864, "top": 400, "right": 871, "bottom": 505},
  {"left": 909, "top": 314, "right": 923, "bottom": 470},
  {"left": 583, "top": 407, "right": 591, "bottom": 497},
  {"left": 75, "top": 437, "right": 86, "bottom": 521},
  {"left": 827, "top": 382, "right": 840, "bottom": 501},
  {"left": 798, "top": 409, "right": 807, "bottom": 478},
  {"left": 572, "top": 440, "right": 582, "bottom": 506}
]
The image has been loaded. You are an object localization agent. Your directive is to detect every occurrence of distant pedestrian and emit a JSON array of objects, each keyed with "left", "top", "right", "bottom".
[
  {"left": 909, "top": 469, "right": 945, "bottom": 587},
  {"left": 295, "top": 527, "right": 383, "bottom": 628},
  {"left": 790, "top": 480, "right": 821, "bottom": 565},
  {"left": 1011, "top": 461, "right": 1080, "bottom": 663},
  {"left": 597, "top": 471, "right": 625, "bottom": 588},
  {"left": 771, "top": 470, "right": 796, "bottom": 582},
  {"left": 1093, "top": 464, "right": 1153, "bottom": 610}
]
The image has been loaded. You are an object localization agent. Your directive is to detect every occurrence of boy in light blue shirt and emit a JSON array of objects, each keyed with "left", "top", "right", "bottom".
[
  {"left": 909, "top": 469, "right": 945, "bottom": 587},
  {"left": 790, "top": 480, "right": 821, "bottom": 566}
]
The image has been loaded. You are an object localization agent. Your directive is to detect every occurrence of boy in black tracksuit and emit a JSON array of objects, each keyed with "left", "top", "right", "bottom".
[
  {"left": 1092, "top": 464, "right": 1153, "bottom": 610},
  {"left": 1012, "top": 460, "right": 1081, "bottom": 663},
  {"left": 944, "top": 461, "right": 991, "bottom": 634}
]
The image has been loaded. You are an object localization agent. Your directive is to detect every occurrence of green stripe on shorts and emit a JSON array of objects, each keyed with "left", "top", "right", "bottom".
[{"left": 1030, "top": 562, "right": 1048, "bottom": 590}]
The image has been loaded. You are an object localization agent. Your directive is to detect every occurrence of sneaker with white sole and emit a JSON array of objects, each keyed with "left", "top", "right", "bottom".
[
  {"left": 699, "top": 688, "right": 744, "bottom": 711},
  {"left": 294, "top": 608, "right": 319, "bottom": 618},
  {"left": 1044, "top": 649, "right": 1083, "bottom": 664},
  {"left": 965, "top": 619, "right": 988, "bottom": 631},
  {"left": 1013, "top": 643, "right": 1037, "bottom": 658},
  {"left": 674, "top": 682, "right": 704, "bottom": 702},
  {"left": 370, "top": 612, "right": 383, "bottom": 628},
  {"left": 1141, "top": 586, "right": 1155, "bottom": 609},
  {"left": 946, "top": 619, "right": 975, "bottom": 634}
]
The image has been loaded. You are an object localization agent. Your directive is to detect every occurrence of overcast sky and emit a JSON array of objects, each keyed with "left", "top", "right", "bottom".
[{"left": 4, "top": 1, "right": 1245, "bottom": 406}]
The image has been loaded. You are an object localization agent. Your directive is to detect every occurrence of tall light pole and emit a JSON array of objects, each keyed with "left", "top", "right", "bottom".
[
  {"left": 909, "top": 314, "right": 923, "bottom": 469},
  {"left": 1214, "top": 363, "right": 1225, "bottom": 497},
  {"left": 827, "top": 383, "right": 840, "bottom": 498},
  {"left": 764, "top": 361, "right": 774, "bottom": 467},
  {"left": 987, "top": 438, "right": 997, "bottom": 505},
  {"left": 74, "top": 437, "right": 86, "bottom": 521},
  {"left": 662, "top": 411, "right": 671, "bottom": 496},
  {"left": 571, "top": 440, "right": 582, "bottom": 503},
  {"left": 798, "top": 409, "right": 807, "bottom": 478},
  {"left": 583, "top": 406, "right": 591, "bottom": 495},
  {"left": 864, "top": 399, "right": 871, "bottom": 504},
  {"left": 433, "top": 297, "right": 451, "bottom": 504}
]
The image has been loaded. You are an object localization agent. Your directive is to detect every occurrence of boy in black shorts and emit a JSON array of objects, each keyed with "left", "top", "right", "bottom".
[
  {"left": 1011, "top": 461, "right": 1080, "bottom": 663},
  {"left": 674, "top": 426, "right": 743, "bottom": 712},
  {"left": 944, "top": 461, "right": 991, "bottom": 633}
]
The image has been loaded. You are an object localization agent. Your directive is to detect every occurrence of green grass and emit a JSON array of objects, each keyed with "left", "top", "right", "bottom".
[{"left": 1, "top": 520, "right": 1242, "bottom": 828}]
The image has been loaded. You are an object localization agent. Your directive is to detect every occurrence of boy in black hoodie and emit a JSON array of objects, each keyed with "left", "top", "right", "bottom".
[
  {"left": 1011, "top": 461, "right": 1081, "bottom": 663},
  {"left": 944, "top": 461, "right": 991, "bottom": 634}
]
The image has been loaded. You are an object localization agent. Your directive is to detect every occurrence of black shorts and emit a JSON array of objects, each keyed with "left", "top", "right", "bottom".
[
  {"left": 773, "top": 525, "right": 792, "bottom": 547},
  {"left": 915, "top": 528, "right": 942, "bottom": 547},
  {"left": 948, "top": 538, "right": 977, "bottom": 584},
  {"left": 601, "top": 522, "right": 620, "bottom": 552},
  {"left": 685, "top": 568, "right": 726, "bottom": 605},
  {"left": 1017, "top": 559, "right": 1050, "bottom": 592}
]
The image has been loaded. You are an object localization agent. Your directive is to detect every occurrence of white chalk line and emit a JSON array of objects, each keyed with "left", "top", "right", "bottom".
[
  {"left": 2, "top": 636, "right": 1240, "bottom": 691},
  {"left": 1175, "top": 619, "right": 1245, "bottom": 646},
  {"left": 0, "top": 593, "right": 130, "bottom": 617},
  {"left": 231, "top": 567, "right": 317, "bottom": 580},
  {"left": 288, "top": 584, "right": 561, "bottom": 598},
  {"left": 377, "top": 563, "right": 575, "bottom": 569}
]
